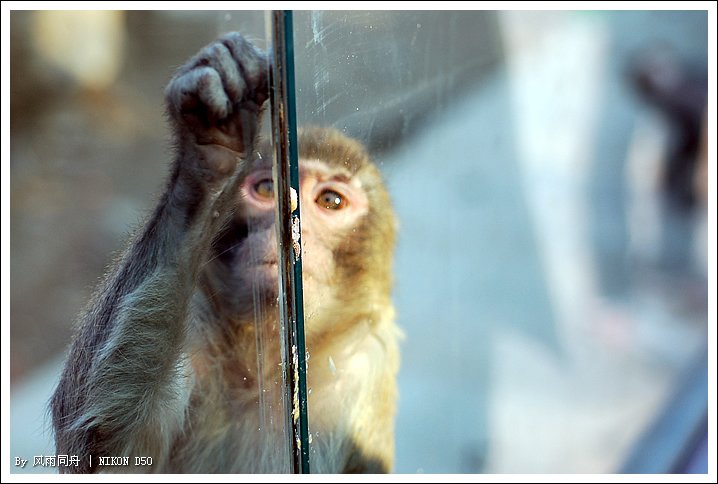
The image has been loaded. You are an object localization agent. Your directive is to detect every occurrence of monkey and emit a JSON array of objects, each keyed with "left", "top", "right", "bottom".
[
  {"left": 50, "top": 32, "right": 401, "bottom": 474},
  {"left": 630, "top": 48, "right": 708, "bottom": 210}
]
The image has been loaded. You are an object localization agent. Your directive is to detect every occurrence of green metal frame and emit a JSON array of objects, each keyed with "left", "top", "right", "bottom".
[{"left": 268, "top": 9, "right": 311, "bottom": 474}]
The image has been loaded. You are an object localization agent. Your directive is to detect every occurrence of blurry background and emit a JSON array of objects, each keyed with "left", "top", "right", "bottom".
[{"left": 7, "top": 9, "right": 712, "bottom": 474}]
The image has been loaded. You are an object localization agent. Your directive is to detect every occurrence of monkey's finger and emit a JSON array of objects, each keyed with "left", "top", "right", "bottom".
[
  {"left": 190, "top": 41, "right": 246, "bottom": 113},
  {"left": 219, "top": 32, "right": 269, "bottom": 105},
  {"left": 166, "top": 67, "right": 232, "bottom": 123}
]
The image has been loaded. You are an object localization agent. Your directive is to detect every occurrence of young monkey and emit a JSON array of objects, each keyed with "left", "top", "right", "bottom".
[{"left": 50, "top": 32, "right": 401, "bottom": 473}]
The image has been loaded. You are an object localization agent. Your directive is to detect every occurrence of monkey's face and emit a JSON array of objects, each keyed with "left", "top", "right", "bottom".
[
  {"left": 204, "top": 128, "right": 396, "bottom": 354},
  {"left": 206, "top": 159, "right": 372, "bottom": 323}
]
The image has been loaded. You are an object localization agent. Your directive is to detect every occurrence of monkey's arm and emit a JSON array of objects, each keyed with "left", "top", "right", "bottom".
[{"left": 50, "top": 33, "right": 268, "bottom": 473}]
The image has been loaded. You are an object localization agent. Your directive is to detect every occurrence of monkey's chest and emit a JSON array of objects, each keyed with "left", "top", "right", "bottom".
[{"left": 166, "top": 391, "right": 290, "bottom": 473}]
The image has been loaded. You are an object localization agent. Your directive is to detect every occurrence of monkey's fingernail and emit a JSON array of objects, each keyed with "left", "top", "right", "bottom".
[{"left": 290, "top": 187, "right": 298, "bottom": 212}]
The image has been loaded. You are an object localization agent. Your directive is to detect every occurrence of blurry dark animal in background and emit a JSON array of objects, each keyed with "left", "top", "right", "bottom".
[{"left": 630, "top": 47, "right": 708, "bottom": 210}]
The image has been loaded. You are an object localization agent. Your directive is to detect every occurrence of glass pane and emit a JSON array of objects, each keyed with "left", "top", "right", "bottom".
[
  {"left": 9, "top": 10, "right": 292, "bottom": 473},
  {"left": 290, "top": 10, "right": 709, "bottom": 474}
]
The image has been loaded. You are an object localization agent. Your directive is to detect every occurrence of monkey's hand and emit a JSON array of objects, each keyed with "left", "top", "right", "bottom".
[{"left": 166, "top": 32, "right": 268, "bottom": 184}]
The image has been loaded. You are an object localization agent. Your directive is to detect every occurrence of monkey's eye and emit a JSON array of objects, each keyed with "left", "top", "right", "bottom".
[
  {"left": 254, "top": 179, "right": 274, "bottom": 199},
  {"left": 316, "top": 190, "right": 345, "bottom": 210}
]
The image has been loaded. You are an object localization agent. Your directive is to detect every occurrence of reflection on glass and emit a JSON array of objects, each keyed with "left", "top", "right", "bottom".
[{"left": 204, "top": 12, "right": 293, "bottom": 473}]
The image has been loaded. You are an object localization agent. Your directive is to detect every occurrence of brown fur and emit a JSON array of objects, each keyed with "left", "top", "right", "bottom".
[{"left": 50, "top": 32, "right": 401, "bottom": 474}]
